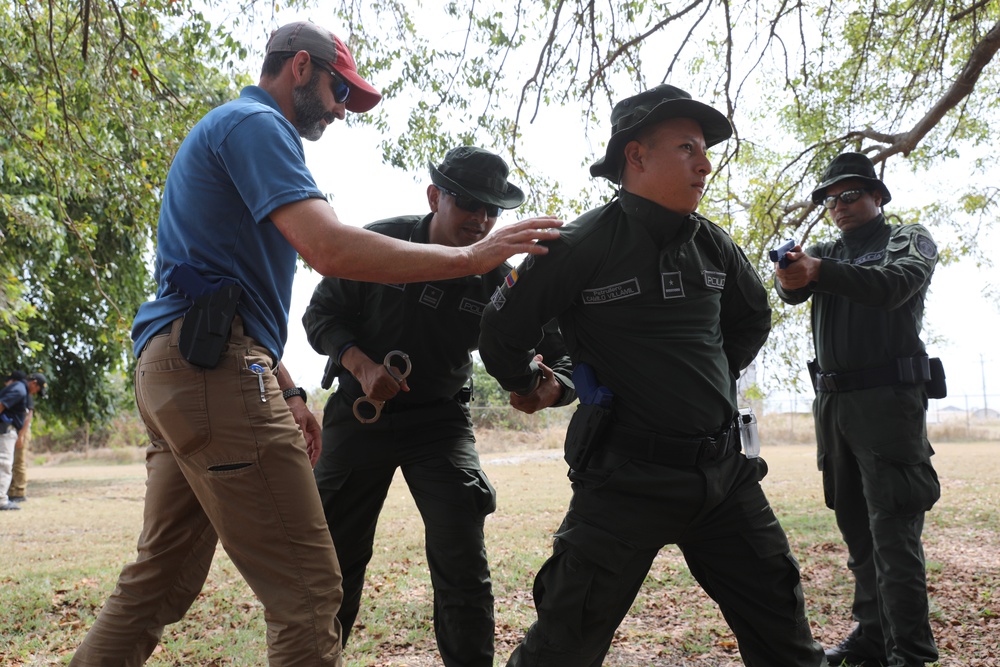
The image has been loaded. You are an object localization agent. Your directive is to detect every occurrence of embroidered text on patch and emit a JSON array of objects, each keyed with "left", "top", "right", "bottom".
[
  {"left": 703, "top": 271, "right": 726, "bottom": 290},
  {"left": 581, "top": 278, "right": 641, "bottom": 304},
  {"left": 661, "top": 272, "right": 685, "bottom": 299},
  {"left": 505, "top": 269, "right": 518, "bottom": 288},
  {"left": 459, "top": 298, "right": 487, "bottom": 317},
  {"left": 419, "top": 284, "right": 444, "bottom": 308},
  {"left": 853, "top": 251, "right": 885, "bottom": 265}
]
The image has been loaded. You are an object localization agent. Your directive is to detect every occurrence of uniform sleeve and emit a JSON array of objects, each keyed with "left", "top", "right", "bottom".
[
  {"left": 479, "top": 238, "right": 589, "bottom": 394},
  {"left": 813, "top": 225, "right": 937, "bottom": 309},
  {"left": 719, "top": 238, "right": 772, "bottom": 375},
  {"left": 301, "top": 276, "right": 365, "bottom": 376}
]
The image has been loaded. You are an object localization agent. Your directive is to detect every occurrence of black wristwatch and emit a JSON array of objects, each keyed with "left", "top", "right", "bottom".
[{"left": 282, "top": 387, "right": 308, "bottom": 403}]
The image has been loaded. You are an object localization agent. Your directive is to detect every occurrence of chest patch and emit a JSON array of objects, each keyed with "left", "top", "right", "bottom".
[
  {"left": 581, "top": 278, "right": 641, "bottom": 304},
  {"left": 419, "top": 284, "right": 444, "bottom": 309},
  {"left": 853, "top": 251, "right": 885, "bottom": 265},
  {"left": 459, "top": 297, "right": 486, "bottom": 317},
  {"left": 703, "top": 271, "right": 726, "bottom": 290},
  {"left": 490, "top": 286, "right": 506, "bottom": 311},
  {"left": 661, "top": 272, "right": 685, "bottom": 299}
]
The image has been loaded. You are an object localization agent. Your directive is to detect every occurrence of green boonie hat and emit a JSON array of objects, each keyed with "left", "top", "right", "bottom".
[
  {"left": 590, "top": 84, "right": 733, "bottom": 182},
  {"left": 811, "top": 152, "right": 892, "bottom": 205},
  {"left": 266, "top": 22, "right": 382, "bottom": 114},
  {"left": 429, "top": 146, "right": 526, "bottom": 210}
]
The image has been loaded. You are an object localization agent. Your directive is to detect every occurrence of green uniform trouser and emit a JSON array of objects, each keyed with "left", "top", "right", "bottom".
[
  {"left": 815, "top": 384, "right": 940, "bottom": 667},
  {"left": 506, "top": 446, "right": 824, "bottom": 667},
  {"left": 315, "top": 393, "right": 497, "bottom": 667}
]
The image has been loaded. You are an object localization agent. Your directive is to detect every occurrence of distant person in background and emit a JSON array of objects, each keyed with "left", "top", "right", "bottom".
[
  {"left": 303, "top": 146, "right": 575, "bottom": 667},
  {"left": 7, "top": 371, "right": 36, "bottom": 503},
  {"left": 775, "top": 152, "right": 940, "bottom": 667},
  {"left": 1, "top": 371, "right": 46, "bottom": 511}
]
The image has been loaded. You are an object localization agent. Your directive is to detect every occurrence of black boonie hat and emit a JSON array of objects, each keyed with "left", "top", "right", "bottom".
[
  {"left": 811, "top": 152, "right": 892, "bottom": 205},
  {"left": 590, "top": 84, "right": 733, "bottom": 182},
  {"left": 429, "top": 146, "right": 526, "bottom": 210}
]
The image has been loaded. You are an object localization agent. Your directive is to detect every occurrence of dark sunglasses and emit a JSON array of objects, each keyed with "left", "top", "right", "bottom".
[
  {"left": 822, "top": 188, "right": 868, "bottom": 209},
  {"left": 282, "top": 53, "right": 351, "bottom": 104},
  {"left": 437, "top": 186, "right": 501, "bottom": 217},
  {"left": 312, "top": 59, "right": 351, "bottom": 105}
]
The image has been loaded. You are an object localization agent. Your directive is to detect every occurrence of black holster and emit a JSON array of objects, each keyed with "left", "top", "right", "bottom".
[
  {"left": 178, "top": 283, "right": 243, "bottom": 368},
  {"left": 563, "top": 403, "right": 612, "bottom": 472}
]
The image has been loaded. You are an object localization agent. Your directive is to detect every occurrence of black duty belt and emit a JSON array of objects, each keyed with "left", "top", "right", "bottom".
[
  {"left": 810, "top": 355, "right": 932, "bottom": 393},
  {"left": 603, "top": 422, "right": 738, "bottom": 466}
]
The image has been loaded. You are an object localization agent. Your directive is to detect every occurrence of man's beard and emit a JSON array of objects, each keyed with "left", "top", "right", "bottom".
[{"left": 292, "top": 70, "right": 335, "bottom": 141}]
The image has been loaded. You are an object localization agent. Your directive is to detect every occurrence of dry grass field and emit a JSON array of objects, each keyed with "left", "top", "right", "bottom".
[{"left": 2, "top": 432, "right": 998, "bottom": 666}]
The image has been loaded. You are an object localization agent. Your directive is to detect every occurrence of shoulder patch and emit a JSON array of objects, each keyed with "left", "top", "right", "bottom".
[
  {"left": 915, "top": 234, "right": 937, "bottom": 260},
  {"left": 504, "top": 268, "right": 519, "bottom": 288},
  {"left": 490, "top": 286, "right": 506, "bottom": 311}
]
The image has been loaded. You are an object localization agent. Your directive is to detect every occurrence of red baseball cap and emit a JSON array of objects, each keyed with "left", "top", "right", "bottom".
[{"left": 266, "top": 22, "right": 382, "bottom": 113}]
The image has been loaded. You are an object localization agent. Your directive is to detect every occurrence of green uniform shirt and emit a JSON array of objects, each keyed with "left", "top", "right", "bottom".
[
  {"left": 303, "top": 214, "right": 574, "bottom": 405},
  {"left": 479, "top": 190, "right": 771, "bottom": 435},
  {"left": 775, "top": 215, "right": 937, "bottom": 373}
]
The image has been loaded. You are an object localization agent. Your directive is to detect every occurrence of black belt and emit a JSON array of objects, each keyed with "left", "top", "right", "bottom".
[
  {"left": 603, "top": 421, "right": 738, "bottom": 466},
  {"left": 811, "top": 356, "right": 932, "bottom": 393}
]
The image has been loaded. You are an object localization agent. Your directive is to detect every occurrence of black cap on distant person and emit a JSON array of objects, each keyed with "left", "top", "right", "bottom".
[
  {"left": 27, "top": 372, "right": 47, "bottom": 397},
  {"left": 591, "top": 84, "right": 733, "bottom": 182},
  {"left": 266, "top": 22, "right": 382, "bottom": 114}
]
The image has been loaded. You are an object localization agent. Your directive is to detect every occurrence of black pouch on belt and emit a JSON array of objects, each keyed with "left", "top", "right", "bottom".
[
  {"left": 926, "top": 357, "right": 947, "bottom": 399},
  {"left": 178, "top": 283, "right": 243, "bottom": 368},
  {"left": 564, "top": 403, "right": 612, "bottom": 473}
]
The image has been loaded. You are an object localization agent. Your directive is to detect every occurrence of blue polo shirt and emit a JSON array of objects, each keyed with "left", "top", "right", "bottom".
[
  {"left": 131, "top": 86, "right": 326, "bottom": 360},
  {"left": 0, "top": 380, "right": 28, "bottom": 431}
]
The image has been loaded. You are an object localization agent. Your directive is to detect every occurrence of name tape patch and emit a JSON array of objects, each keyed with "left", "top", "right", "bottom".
[{"left": 581, "top": 278, "right": 641, "bottom": 304}]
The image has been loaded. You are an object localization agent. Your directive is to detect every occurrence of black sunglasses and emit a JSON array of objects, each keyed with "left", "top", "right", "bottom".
[
  {"left": 437, "top": 186, "right": 501, "bottom": 217},
  {"left": 282, "top": 53, "right": 351, "bottom": 105},
  {"left": 312, "top": 59, "right": 351, "bottom": 105},
  {"left": 822, "top": 188, "right": 868, "bottom": 210}
]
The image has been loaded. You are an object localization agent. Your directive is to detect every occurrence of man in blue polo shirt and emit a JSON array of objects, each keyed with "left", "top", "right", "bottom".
[{"left": 71, "top": 22, "right": 561, "bottom": 667}]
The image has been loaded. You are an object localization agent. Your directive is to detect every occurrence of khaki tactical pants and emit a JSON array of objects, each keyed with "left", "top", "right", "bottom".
[{"left": 71, "top": 318, "right": 344, "bottom": 666}]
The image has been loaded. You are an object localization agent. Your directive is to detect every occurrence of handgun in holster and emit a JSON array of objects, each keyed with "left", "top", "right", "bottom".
[
  {"left": 321, "top": 358, "right": 338, "bottom": 390},
  {"left": 563, "top": 362, "right": 613, "bottom": 473},
  {"left": 166, "top": 263, "right": 242, "bottom": 369}
]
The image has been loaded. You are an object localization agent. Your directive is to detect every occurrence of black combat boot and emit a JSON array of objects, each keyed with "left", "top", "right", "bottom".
[{"left": 825, "top": 626, "right": 888, "bottom": 666}]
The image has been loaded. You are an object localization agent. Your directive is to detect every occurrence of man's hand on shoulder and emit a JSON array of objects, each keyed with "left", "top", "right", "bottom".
[{"left": 465, "top": 217, "right": 563, "bottom": 275}]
